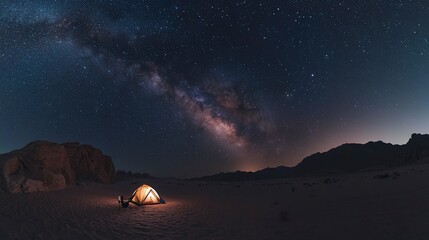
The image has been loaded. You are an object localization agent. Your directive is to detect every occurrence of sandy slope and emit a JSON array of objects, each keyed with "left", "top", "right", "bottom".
[{"left": 0, "top": 163, "right": 428, "bottom": 240}]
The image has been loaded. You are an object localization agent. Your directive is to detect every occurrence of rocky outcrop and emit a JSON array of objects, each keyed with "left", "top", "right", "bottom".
[
  {"left": 0, "top": 141, "right": 115, "bottom": 193},
  {"left": 63, "top": 142, "right": 115, "bottom": 184},
  {"left": 405, "top": 133, "right": 429, "bottom": 161}
]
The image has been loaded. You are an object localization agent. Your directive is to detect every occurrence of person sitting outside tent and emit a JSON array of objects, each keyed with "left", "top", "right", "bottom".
[{"left": 118, "top": 195, "right": 130, "bottom": 208}]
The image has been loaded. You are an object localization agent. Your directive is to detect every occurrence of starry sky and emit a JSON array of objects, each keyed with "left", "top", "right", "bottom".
[{"left": 1, "top": 0, "right": 429, "bottom": 177}]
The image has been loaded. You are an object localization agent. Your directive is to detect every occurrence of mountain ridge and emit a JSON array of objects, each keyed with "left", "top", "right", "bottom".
[{"left": 194, "top": 133, "right": 429, "bottom": 181}]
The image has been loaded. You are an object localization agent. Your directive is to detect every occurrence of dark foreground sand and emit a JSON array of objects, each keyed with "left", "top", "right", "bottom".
[{"left": 1, "top": 163, "right": 428, "bottom": 240}]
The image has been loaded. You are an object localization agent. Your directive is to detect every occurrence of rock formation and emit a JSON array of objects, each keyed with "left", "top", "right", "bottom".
[
  {"left": 0, "top": 141, "right": 115, "bottom": 193},
  {"left": 63, "top": 142, "right": 115, "bottom": 184}
]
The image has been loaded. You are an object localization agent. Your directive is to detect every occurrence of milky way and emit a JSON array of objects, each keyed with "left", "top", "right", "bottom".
[
  {"left": 1, "top": 1, "right": 429, "bottom": 177},
  {"left": 51, "top": 16, "right": 276, "bottom": 151}
]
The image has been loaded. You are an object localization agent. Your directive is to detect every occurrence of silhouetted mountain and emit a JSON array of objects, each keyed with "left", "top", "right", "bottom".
[
  {"left": 195, "top": 133, "right": 429, "bottom": 181},
  {"left": 115, "top": 170, "right": 152, "bottom": 181},
  {"left": 296, "top": 133, "right": 429, "bottom": 174},
  {"left": 295, "top": 141, "right": 401, "bottom": 174},
  {"left": 195, "top": 166, "right": 293, "bottom": 181}
]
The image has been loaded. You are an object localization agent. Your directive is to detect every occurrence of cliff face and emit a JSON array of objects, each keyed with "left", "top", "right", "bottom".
[
  {"left": 405, "top": 133, "right": 429, "bottom": 161},
  {"left": 63, "top": 142, "right": 116, "bottom": 184},
  {"left": 0, "top": 141, "right": 115, "bottom": 193}
]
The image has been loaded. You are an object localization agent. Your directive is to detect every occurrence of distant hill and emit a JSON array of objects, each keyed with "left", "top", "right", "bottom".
[
  {"left": 115, "top": 170, "right": 152, "bottom": 181},
  {"left": 194, "top": 133, "right": 429, "bottom": 181},
  {"left": 195, "top": 166, "right": 294, "bottom": 181}
]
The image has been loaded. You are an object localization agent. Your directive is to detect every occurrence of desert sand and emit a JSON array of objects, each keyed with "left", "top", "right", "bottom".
[{"left": 0, "top": 163, "right": 428, "bottom": 240}]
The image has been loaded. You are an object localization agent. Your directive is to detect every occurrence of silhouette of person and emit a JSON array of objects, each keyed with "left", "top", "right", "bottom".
[{"left": 118, "top": 196, "right": 130, "bottom": 208}]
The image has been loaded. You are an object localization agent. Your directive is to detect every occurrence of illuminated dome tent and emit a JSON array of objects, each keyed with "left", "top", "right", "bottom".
[{"left": 118, "top": 184, "right": 165, "bottom": 208}]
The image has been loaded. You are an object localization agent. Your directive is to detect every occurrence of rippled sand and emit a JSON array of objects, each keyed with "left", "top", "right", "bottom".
[{"left": 1, "top": 164, "right": 428, "bottom": 240}]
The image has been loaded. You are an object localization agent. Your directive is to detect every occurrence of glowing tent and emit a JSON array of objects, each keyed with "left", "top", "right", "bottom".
[{"left": 118, "top": 184, "right": 165, "bottom": 207}]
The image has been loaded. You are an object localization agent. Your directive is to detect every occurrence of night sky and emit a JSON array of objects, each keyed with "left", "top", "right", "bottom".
[{"left": 1, "top": 0, "right": 429, "bottom": 177}]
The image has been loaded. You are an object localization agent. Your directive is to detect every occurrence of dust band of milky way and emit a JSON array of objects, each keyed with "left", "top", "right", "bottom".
[{"left": 33, "top": 16, "right": 279, "bottom": 152}]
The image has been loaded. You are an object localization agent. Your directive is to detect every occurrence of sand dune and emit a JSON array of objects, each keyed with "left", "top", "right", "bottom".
[{"left": 0, "top": 163, "right": 428, "bottom": 240}]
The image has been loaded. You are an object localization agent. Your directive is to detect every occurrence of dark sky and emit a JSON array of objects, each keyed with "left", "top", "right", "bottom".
[{"left": 1, "top": 0, "right": 428, "bottom": 177}]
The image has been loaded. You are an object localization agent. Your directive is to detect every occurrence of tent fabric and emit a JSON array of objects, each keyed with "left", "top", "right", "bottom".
[{"left": 130, "top": 184, "right": 165, "bottom": 205}]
